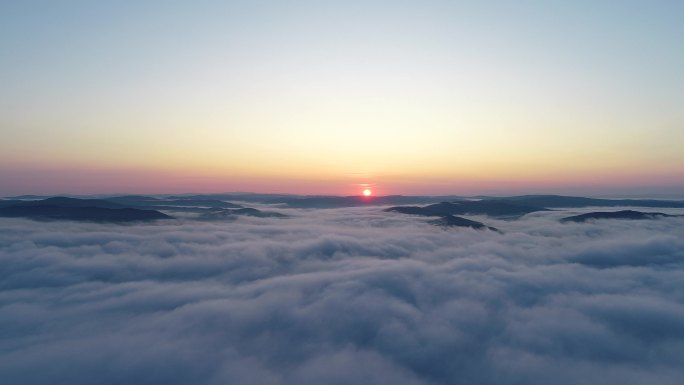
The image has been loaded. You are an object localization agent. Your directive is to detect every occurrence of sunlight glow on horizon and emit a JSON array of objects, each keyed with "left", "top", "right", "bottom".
[{"left": 1, "top": 1, "right": 683, "bottom": 196}]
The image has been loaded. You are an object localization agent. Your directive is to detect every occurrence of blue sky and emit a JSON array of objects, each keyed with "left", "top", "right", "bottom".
[{"left": 1, "top": 0, "right": 682, "bottom": 195}]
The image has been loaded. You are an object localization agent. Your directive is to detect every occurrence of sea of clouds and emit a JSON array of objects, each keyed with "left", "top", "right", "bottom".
[{"left": 1, "top": 206, "right": 684, "bottom": 385}]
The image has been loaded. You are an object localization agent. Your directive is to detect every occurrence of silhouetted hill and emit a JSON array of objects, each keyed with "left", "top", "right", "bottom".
[
  {"left": 386, "top": 206, "right": 437, "bottom": 216},
  {"left": 165, "top": 194, "right": 466, "bottom": 208},
  {"left": 385, "top": 202, "right": 502, "bottom": 230},
  {"left": 0, "top": 196, "right": 290, "bottom": 221},
  {"left": 0, "top": 199, "right": 23, "bottom": 208},
  {"left": 429, "top": 215, "right": 499, "bottom": 231},
  {"left": 199, "top": 208, "right": 287, "bottom": 220},
  {"left": 167, "top": 193, "right": 298, "bottom": 202},
  {"left": 427, "top": 201, "right": 546, "bottom": 217},
  {"left": 10, "top": 197, "right": 125, "bottom": 209},
  {"left": 0, "top": 199, "right": 173, "bottom": 222},
  {"left": 106, "top": 195, "right": 161, "bottom": 202},
  {"left": 484, "top": 195, "right": 684, "bottom": 208},
  {"left": 203, "top": 193, "right": 684, "bottom": 209},
  {"left": 387, "top": 201, "right": 546, "bottom": 218},
  {"left": 561, "top": 210, "right": 680, "bottom": 223},
  {"left": 3, "top": 195, "right": 51, "bottom": 200},
  {"left": 232, "top": 208, "right": 286, "bottom": 217},
  {"left": 108, "top": 196, "right": 242, "bottom": 209},
  {"left": 261, "top": 195, "right": 465, "bottom": 208}
]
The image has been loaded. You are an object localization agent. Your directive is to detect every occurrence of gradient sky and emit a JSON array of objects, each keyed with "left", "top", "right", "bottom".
[{"left": 1, "top": 0, "right": 683, "bottom": 196}]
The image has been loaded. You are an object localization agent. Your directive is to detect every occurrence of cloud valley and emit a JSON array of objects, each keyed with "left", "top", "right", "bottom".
[{"left": 1, "top": 207, "right": 684, "bottom": 385}]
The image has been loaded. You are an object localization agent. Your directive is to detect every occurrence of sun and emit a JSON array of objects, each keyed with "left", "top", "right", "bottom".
[{"left": 362, "top": 188, "right": 372, "bottom": 197}]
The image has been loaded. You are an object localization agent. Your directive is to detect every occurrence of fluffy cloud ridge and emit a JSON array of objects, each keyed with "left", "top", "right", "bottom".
[{"left": 1, "top": 208, "right": 684, "bottom": 385}]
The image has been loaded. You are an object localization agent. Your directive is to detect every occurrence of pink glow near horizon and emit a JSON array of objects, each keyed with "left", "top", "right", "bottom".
[{"left": 1, "top": 166, "right": 682, "bottom": 198}]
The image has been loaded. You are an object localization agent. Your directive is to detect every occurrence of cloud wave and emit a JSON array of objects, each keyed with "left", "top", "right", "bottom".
[{"left": 1, "top": 208, "right": 684, "bottom": 385}]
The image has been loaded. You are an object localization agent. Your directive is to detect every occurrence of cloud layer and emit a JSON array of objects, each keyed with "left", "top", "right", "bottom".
[{"left": 1, "top": 207, "right": 684, "bottom": 385}]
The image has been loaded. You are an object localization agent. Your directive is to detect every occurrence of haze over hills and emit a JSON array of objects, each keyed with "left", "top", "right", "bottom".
[
  {"left": 428, "top": 215, "right": 499, "bottom": 231},
  {"left": 480, "top": 195, "right": 684, "bottom": 208},
  {"left": 7, "top": 193, "right": 683, "bottom": 209},
  {"left": 387, "top": 201, "right": 548, "bottom": 218},
  {"left": 383, "top": 195, "right": 684, "bottom": 229},
  {"left": 108, "top": 195, "right": 244, "bottom": 209},
  {"left": 194, "top": 194, "right": 468, "bottom": 208},
  {"left": 179, "top": 193, "right": 684, "bottom": 209},
  {"left": 0, "top": 198, "right": 172, "bottom": 222},
  {"left": 0, "top": 196, "right": 272, "bottom": 222},
  {"left": 2, "top": 194, "right": 682, "bottom": 230},
  {"left": 561, "top": 210, "right": 682, "bottom": 223}
]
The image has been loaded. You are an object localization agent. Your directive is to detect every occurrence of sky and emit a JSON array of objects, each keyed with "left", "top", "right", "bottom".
[
  {"left": 1, "top": 0, "right": 682, "bottom": 196},
  {"left": 2, "top": 207, "right": 684, "bottom": 384}
]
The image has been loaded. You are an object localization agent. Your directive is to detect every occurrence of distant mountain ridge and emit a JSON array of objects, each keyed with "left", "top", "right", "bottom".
[
  {"left": 107, "top": 196, "right": 243, "bottom": 210},
  {"left": 386, "top": 201, "right": 547, "bottom": 218},
  {"left": 429, "top": 215, "right": 499, "bottom": 231},
  {"left": 150, "top": 194, "right": 467, "bottom": 208},
  {"left": 0, "top": 196, "right": 286, "bottom": 222},
  {"left": 199, "top": 208, "right": 288, "bottom": 220},
  {"left": 0, "top": 197, "right": 172, "bottom": 222},
  {"left": 480, "top": 195, "right": 684, "bottom": 208},
  {"left": 2, "top": 194, "right": 682, "bottom": 225},
  {"left": 561, "top": 210, "right": 681, "bottom": 223},
  {"left": 384, "top": 194, "right": 683, "bottom": 230},
  {"left": 6, "top": 194, "right": 682, "bottom": 209},
  {"left": 163, "top": 194, "right": 684, "bottom": 209}
]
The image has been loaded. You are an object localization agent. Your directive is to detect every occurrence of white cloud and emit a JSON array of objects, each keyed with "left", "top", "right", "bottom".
[{"left": 1, "top": 208, "right": 683, "bottom": 384}]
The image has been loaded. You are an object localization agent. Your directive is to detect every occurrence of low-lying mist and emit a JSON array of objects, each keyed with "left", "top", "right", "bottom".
[{"left": 1, "top": 207, "right": 683, "bottom": 385}]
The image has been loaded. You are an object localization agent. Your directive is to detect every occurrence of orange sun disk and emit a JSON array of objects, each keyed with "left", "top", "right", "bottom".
[{"left": 362, "top": 189, "right": 372, "bottom": 196}]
